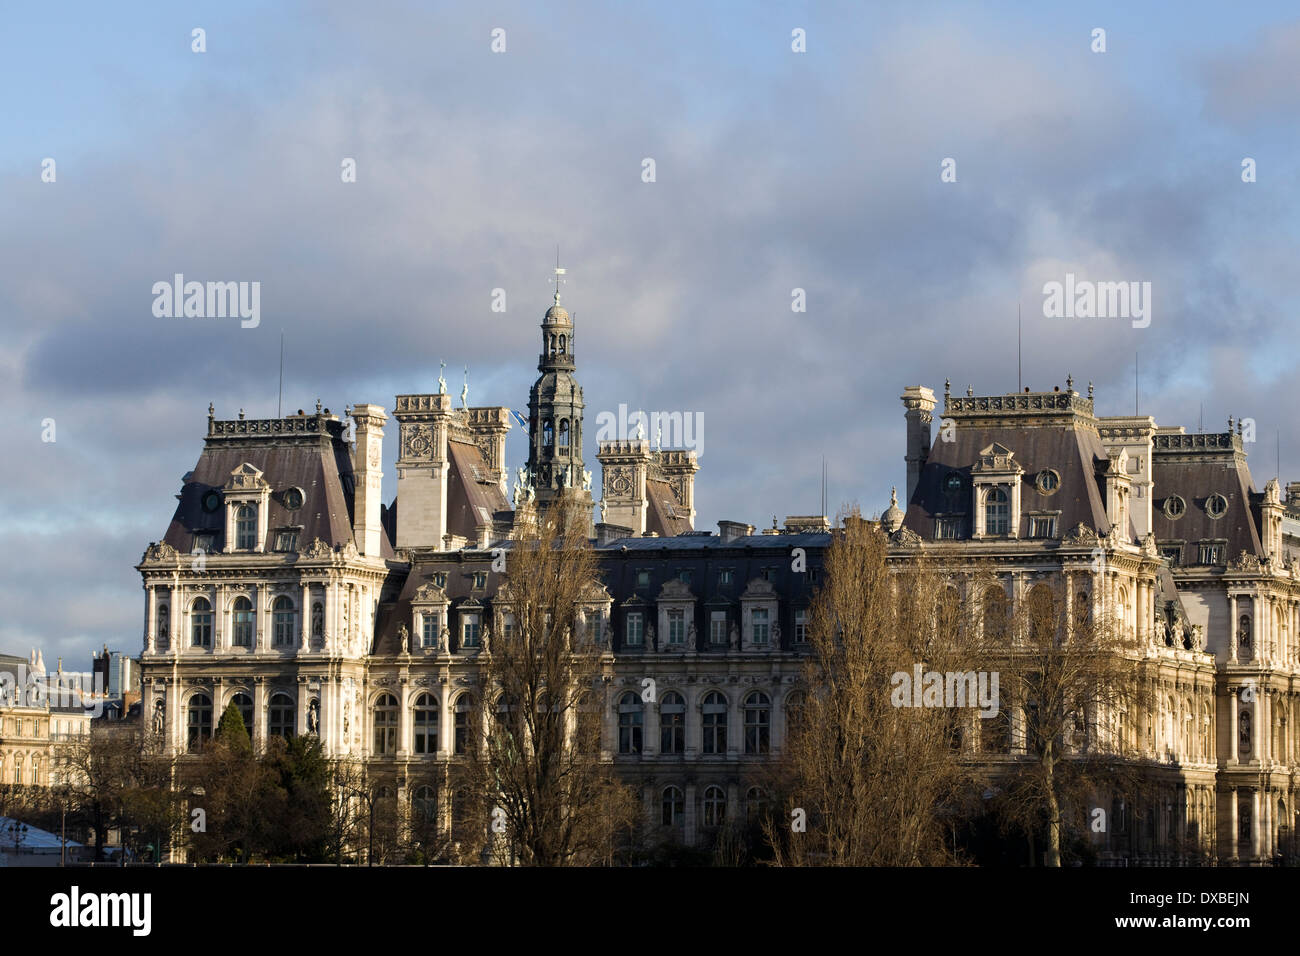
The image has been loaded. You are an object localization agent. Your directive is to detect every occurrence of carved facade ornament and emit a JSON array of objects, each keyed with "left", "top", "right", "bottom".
[
  {"left": 1063, "top": 523, "right": 1099, "bottom": 545},
  {"left": 143, "top": 542, "right": 179, "bottom": 562},
  {"left": 303, "top": 537, "right": 333, "bottom": 559},
  {"left": 402, "top": 423, "right": 436, "bottom": 460},
  {"left": 1140, "top": 533, "right": 1159, "bottom": 557},
  {"left": 889, "top": 527, "right": 923, "bottom": 547},
  {"left": 413, "top": 583, "right": 449, "bottom": 604},
  {"left": 658, "top": 579, "right": 696, "bottom": 602},
  {"left": 1229, "top": 551, "right": 1262, "bottom": 572}
]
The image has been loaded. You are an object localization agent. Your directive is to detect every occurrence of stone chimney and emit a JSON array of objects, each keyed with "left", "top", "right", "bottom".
[
  {"left": 597, "top": 439, "right": 653, "bottom": 535},
  {"left": 350, "top": 404, "right": 388, "bottom": 557},
  {"left": 718, "top": 520, "right": 752, "bottom": 543},
  {"left": 653, "top": 449, "right": 699, "bottom": 529},
  {"left": 901, "top": 386, "right": 936, "bottom": 505},
  {"left": 392, "top": 394, "right": 453, "bottom": 550}
]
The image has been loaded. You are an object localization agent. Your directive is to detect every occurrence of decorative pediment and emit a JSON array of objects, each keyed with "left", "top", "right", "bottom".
[
  {"left": 581, "top": 581, "right": 612, "bottom": 604},
  {"left": 413, "top": 582, "right": 449, "bottom": 604},
  {"left": 739, "top": 578, "right": 778, "bottom": 600},
  {"left": 972, "top": 443, "right": 1023, "bottom": 475},
  {"left": 224, "top": 462, "right": 269, "bottom": 492},
  {"left": 658, "top": 579, "right": 696, "bottom": 602},
  {"left": 1140, "top": 532, "right": 1159, "bottom": 556}
]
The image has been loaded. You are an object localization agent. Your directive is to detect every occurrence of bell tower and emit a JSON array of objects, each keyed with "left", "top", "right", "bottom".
[{"left": 525, "top": 263, "right": 594, "bottom": 523}]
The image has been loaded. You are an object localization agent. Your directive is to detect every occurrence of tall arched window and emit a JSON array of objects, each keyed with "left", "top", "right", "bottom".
[
  {"left": 230, "top": 692, "right": 254, "bottom": 738},
  {"left": 701, "top": 692, "right": 727, "bottom": 754},
  {"left": 744, "top": 692, "right": 770, "bottom": 754},
  {"left": 268, "top": 693, "right": 295, "bottom": 738},
  {"left": 702, "top": 785, "right": 726, "bottom": 827},
  {"left": 558, "top": 334, "right": 566, "bottom": 353},
  {"left": 543, "top": 419, "right": 554, "bottom": 450},
  {"left": 188, "top": 694, "right": 213, "bottom": 752},
  {"left": 558, "top": 419, "right": 570, "bottom": 450},
  {"left": 413, "top": 694, "right": 439, "bottom": 754},
  {"left": 235, "top": 505, "right": 257, "bottom": 550},
  {"left": 273, "top": 596, "right": 295, "bottom": 646},
  {"left": 661, "top": 786, "right": 684, "bottom": 826},
  {"left": 454, "top": 695, "right": 473, "bottom": 754},
  {"left": 191, "top": 598, "right": 213, "bottom": 647},
  {"left": 982, "top": 585, "right": 1009, "bottom": 641},
  {"left": 232, "top": 597, "right": 254, "bottom": 647},
  {"left": 1027, "top": 584, "right": 1056, "bottom": 644},
  {"left": 660, "top": 691, "right": 685, "bottom": 754},
  {"left": 373, "top": 694, "right": 398, "bottom": 755},
  {"left": 746, "top": 786, "right": 769, "bottom": 824},
  {"left": 984, "top": 487, "right": 1009, "bottom": 534},
  {"left": 412, "top": 786, "right": 437, "bottom": 824},
  {"left": 617, "top": 692, "right": 643, "bottom": 754}
]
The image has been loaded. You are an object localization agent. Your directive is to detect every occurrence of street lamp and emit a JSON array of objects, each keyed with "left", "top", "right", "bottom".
[{"left": 7, "top": 821, "right": 28, "bottom": 855}]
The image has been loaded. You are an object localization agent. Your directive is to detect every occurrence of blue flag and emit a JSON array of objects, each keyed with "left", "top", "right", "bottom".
[{"left": 510, "top": 410, "right": 528, "bottom": 428}]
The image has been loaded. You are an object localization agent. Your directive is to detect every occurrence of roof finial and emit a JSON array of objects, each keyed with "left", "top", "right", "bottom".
[
  {"left": 1066, "top": 374, "right": 1074, "bottom": 391},
  {"left": 207, "top": 402, "right": 214, "bottom": 420},
  {"left": 550, "top": 249, "right": 566, "bottom": 306},
  {"left": 1088, "top": 381, "right": 1094, "bottom": 399},
  {"left": 1228, "top": 415, "right": 1234, "bottom": 431},
  {"left": 944, "top": 379, "right": 951, "bottom": 399},
  {"left": 966, "top": 384, "right": 973, "bottom": 397},
  {"left": 461, "top": 367, "right": 469, "bottom": 409},
  {"left": 316, "top": 399, "right": 322, "bottom": 414},
  {"left": 239, "top": 408, "right": 245, "bottom": 420},
  {"left": 890, "top": 486, "right": 899, "bottom": 507}
]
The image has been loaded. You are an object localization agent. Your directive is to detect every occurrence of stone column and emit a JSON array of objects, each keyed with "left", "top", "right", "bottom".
[
  {"left": 642, "top": 697, "right": 658, "bottom": 757},
  {"left": 300, "top": 583, "right": 311, "bottom": 651},
  {"left": 1229, "top": 694, "right": 1238, "bottom": 763},
  {"left": 684, "top": 783, "right": 697, "bottom": 846},
  {"left": 1252, "top": 595, "right": 1262, "bottom": 661},
  {"left": 214, "top": 584, "right": 227, "bottom": 653},
  {"left": 1229, "top": 593, "right": 1238, "bottom": 663},
  {"left": 1227, "top": 787, "right": 1238, "bottom": 863},
  {"left": 145, "top": 587, "right": 157, "bottom": 655},
  {"left": 1251, "top": 788, "right": 1262, "bottom": 860},
  {"left": 252, "top": 679, "right": 266, "bottom": 751}
]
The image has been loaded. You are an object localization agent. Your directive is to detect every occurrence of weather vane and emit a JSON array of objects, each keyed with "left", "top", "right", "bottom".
[{"left": 550, "top": 246, "right": 567, "bottom": 304}]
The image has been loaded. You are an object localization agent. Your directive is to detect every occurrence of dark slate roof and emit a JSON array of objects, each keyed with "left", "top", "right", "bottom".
[
  {"left": 161, "top": 413, "right": 395, "bottom": 557},
  {"left": 445, "top": 440, "right": 511, "bottom": 540},
  {"left": 596, "top": 532, "right": 833, "bottom": 550},
  {"left": 1151, "top": 432, "right": 1262, "bottom": 561},
  {"left": 903, "top": 417, "right": 1116, "bottom": 539},
  {"left": 645, "top": 478, "right": 693, "bottom": 537}
]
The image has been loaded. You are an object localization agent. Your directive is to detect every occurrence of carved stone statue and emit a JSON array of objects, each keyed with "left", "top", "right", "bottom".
[
  {"left": 152, "top": 699, "right": 165, "bottom": 735},
  {"left": 1154, "top": 618, "right": 1167, "bottom": 646},
  {"left": 599, "top": 498, "right": 608, "bottom": 522},
  {"left": 460, "top": 367, "right": 469, "bottom": 408},
  {"left": 307, "top": 698, "right": 319, "bottom": 735},
  {"left": 398, "top": 622, "right": 409, "bottom": 654},
  {"left": 633, "top": 415, "right": 645, "bottom": 441},
  {"left": 582, "top": 469, "right": 593, "bottom": 492},
  {"left": 729, "top": 623, "right": 740, "bottom": 650},
  {"left": 438, "top": 360, "right": 447, "bottom": 395}
]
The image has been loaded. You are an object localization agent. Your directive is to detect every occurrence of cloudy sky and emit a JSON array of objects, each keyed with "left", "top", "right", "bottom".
[{"left": 3, "top": 0, "right": 1299, "bottom": 668}]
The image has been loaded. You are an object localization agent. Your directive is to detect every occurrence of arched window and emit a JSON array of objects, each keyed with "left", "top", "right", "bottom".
[
  {"left": 230, "top": 692, "right": 254, "bottom": 738},
  {"left": 236, "top": 505, "right": 257, "bottom": 550},
  {"left": 543, "top": 419, "right": 554, "bottom": 450},
  {"left": 744, "top": 692, "right": 770, "bottom": 755},
  {"left": 785, "top": 690, "right": 805, "bottom": 741},
  {"left": 660, "top": 691, "right": 685, "bottom": 754},
  {"left": 702, "top": 785, "right": 726, "bottom": 827},
  {"left": 661, "top": 786, "right": 684, "bottom": 826},
  {"left": 188, "top": 694, "right": 213, "bottom": 752},
  {"left": 373, "top": 694, "right": 398, "bottom": 755},
  {"left": 558, "top": 334, "right": 566, "bottom": 353},
  {"left": 1027, "top": 584, "right": 1056, "bottom": 644},
  {"left": 701, "top": 692, "right": 727, "bottom": 754},
  {"left": 232, "top": 597, "right": 254, "bottom": 647},
  {"left": 311, "top": 602, "right": 324, "bottom": 642},
  {"left": 412, "top": 785, "right": 437, "bottom": 824},
  {"left": 981, "top": 710, "right": 1011, "bottom": 754},
  {"left": 984, "top": 487, "right": 1009, "bottom": 534},
  {"left": 454, "top": 695, "right": 473, "bottom": 755},
  {"left": 268, "top": 693, "right": 295, "bottom": 739},
  {"left": 617, "top": 692, "right": 643, "bottom": 754},
  {"left": 746, "top": 786, "right": 769, "bottom": 824},
  {"left": 982, "top": 586, "right": 1009, "bottom": 641},
  {"left": 558, "top": 419, "right": 570, "bottom": 450},
  {"left": 273, "top": 596, "right": 295, "bottom": 647},
  {"left": 413, "top": 694, "right": 439, "bottom": 755},
  {"left": 191, "top": 598, "right": 213, "bottom": 648}
]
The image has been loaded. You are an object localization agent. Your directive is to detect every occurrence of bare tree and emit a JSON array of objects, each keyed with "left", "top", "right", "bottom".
[
  {"left": 985, "top": 576, "right": 1149, "bottom": 867},
  {"left": 764, "top": 510, "right": 980, "bottom": 865},
  {"left": 464, "top": 491, "right": 639, "bottom": 865}
]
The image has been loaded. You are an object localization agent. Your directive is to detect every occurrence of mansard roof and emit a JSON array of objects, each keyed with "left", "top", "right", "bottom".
[
  {"left": 645, "top": 478, "right": 692, "bottom": 537},
  {"left": 445, "top": 439, "right": 511, "bottom": 539},
  {"left": 161, "top": 411, "right": 395, "bottom": 557},
  {"left": 904, "top": 404, "right": 1114, "bottom": 539},
  {"left": 1151, "top": 430, "right": 1263, "bottom": 560}
]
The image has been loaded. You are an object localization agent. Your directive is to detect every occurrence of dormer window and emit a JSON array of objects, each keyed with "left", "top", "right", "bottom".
[
  {"left": 984, "top": 488, "right": 1010, "bottom": 534},
  {"left": 273, "top": 529, "right": 299, "bottom": 552},
  {"left": 235, "top": 505, "right": 258, "bottom": 550},
  {"left": 1206, "top": 494, "right": 1228, "bottom": 519},
  {"left": 472, "top": 571, "right": 487, "bottom": 590}
]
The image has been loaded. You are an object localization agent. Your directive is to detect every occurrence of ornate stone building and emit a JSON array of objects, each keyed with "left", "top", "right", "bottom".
[{"left": 136, "top": 282, "right": 1300, "bottom": 864}]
